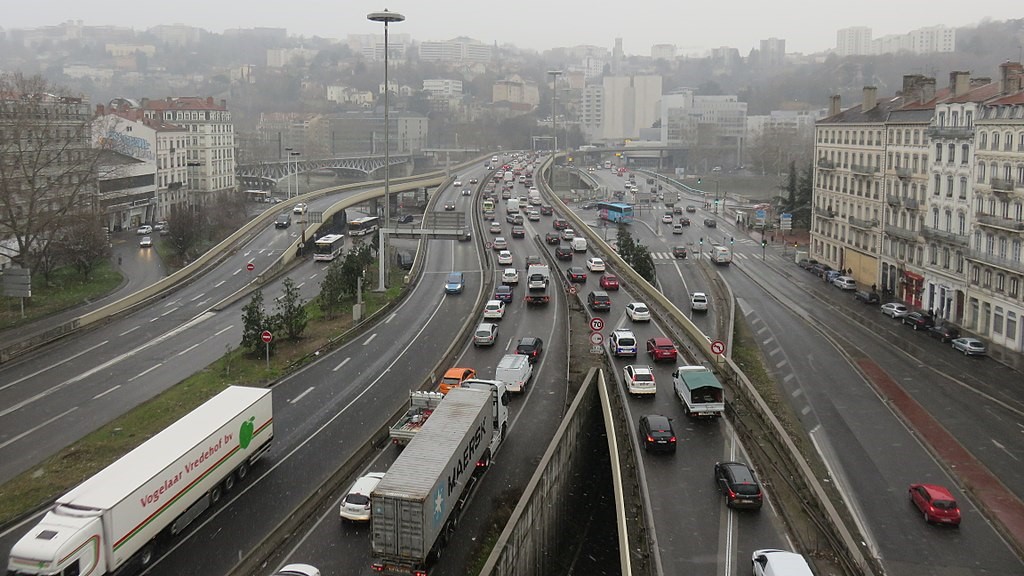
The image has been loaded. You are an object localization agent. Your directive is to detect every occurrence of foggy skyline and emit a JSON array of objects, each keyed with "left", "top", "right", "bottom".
[{"left": 5, "top": 1, "right": 1020, "bottom": 56}]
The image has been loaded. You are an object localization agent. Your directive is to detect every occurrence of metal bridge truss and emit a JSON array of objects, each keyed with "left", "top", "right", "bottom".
[{"left": 236, "top": 154, "right": 412, "bottom": 186}]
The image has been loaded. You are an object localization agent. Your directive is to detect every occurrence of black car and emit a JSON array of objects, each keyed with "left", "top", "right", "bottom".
[
  {"left": 587, "top": 290, "right": 612, "bottom": 311},
  {"left": 714, "top": 461, "right": 763, "bottom": 509},
  {"left": 494, "top": 285, "right": 514, "bottom": 303},
  {"left": 685, "top": 205, "right": 697, "bottom": 213},
  {"left": 672, "top": 246, "right": 688, "bottom": 259},
  {"left": 545, "top": 232, "right": 561, "bottom": 245},
  {"left": 703, "top": 218, "right": 717, "bottom": 228},
  {"left": 516, "top": 337, "right": 544, "bottom": 363},
  {"left": 397, "top": 214, "right": 414, "bottom": 224},
  {"left": 540, "top": 205, "right": 554, "bottom": 215},
  {"left": 525, "top": 255, "right": 543, "bottom": 267},
  {"left": 928, "top": 322, "right": 961, "bottom": 342},
  {"left": 274, "top": 213, "right": 291, "bottom": 228},
  {"left": 902, "top": 311, "right": 935, "bottom": 331},
  {"left": 566, "top": 267, "right": 587, "bottom": 283},
  {"left": 638, "top": 415, "right": 676, "bottom": 453},
  {"left": 678, "top": 217, "right": 690, "bottom": 226},
  {"left": 511, "top": 225, "right": 526, "bottom": 238},
  {"left": 580, "top": 201, "right": 597, "bottom": 210},
  {"left": 853, "top": 290, "right": 880, "bottom": 304},
  {"left": 444, "top": 200, "right": 456, "bottom": 211},
  {"left": 555, "top": 246, "right": 573, "bottom": 260}
]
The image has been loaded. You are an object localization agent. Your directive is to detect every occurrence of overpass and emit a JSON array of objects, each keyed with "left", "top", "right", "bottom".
[{"left": 235, "top": 154, "right": 414, "bottom": 188}]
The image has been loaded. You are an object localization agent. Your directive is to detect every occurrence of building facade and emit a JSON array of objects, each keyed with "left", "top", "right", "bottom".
[
  {"left": 835, "top": 26, "right": 873, "bottom": 56},
  {"left": 418, "top": 38, "right": 491, "bottom": 64}
]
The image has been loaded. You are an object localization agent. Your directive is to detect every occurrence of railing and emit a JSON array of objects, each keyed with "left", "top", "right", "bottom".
[
  {"left": 975, "top": 213, "right": 1024, "bottom": 231},
  {"left": 884, "top": 224, "right": 917, "bottom": 241},
  {"left": 990, "top": 178, "right": 1016, "bottom": 192},
  {"left": 816, "top": 208, "right": 837, "bottom": 219},
  {"left": 965, "top": 248, "right": 1024, "bottom": 274},
  {"left": 927, "top": 126, "right": 974, "bottom": 139},
  {"left": 885, "top": 194, "right": 902, "bottom": 206},
  {"left": 851, "top": 164, "right": 878, "bottom": 175},
  {"left": 847, "top": 216, "right": 878, "bottom": 229},
  {"left": 817, "top": 158, "right": 835, "bottom": 169},
  {"left": 921, "top": 226, "right": 969, "bottom": 247},
  {"left": 904, "top": 197, "right": 920, "bottom": 210},
  {"left": 895, "top": 167, "right": 911, "bottom": 178}
]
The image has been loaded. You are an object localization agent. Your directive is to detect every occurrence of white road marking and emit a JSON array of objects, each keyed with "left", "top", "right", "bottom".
[
  {"left": 215, "top": 280, "right": 227, "bottom": 287},
  {"left": 0, "top": 408, "right": 78, "bottom": 450},
  {"left": 214, "top": 325, "right": 234, "bottom": 336},
  {"left": 291, "top": 387, "right": 315, "bottom": 404},
  {"left": 178, "top": 342, "right": 201, "bottom": 356},
  {"left": 160, "top": 307, "right": 177, "bottom": 317},
  {"left": 128, "top": 364, "right": 162, "bottom": 382},
  {"left": 363, "top": 334, "right": 377, "bottom": 346},
  {"left": 93, "top": 385, "right": 121, "bottom": 399},
  {"left": 297, "top": 282, "right": 305, "bottom": 289},
  {"left": 332, "top": 357, "right": 351, "bottom": 372},
  {"left": 991, "top": 439, "right": 1019, "bottom": 461},
  {"left": 0, "top": 341, "right": 109, "bottom": 393},
  {"left": 164, "top": 299, "right": 181, "bottom": 308},
  {"left": 119, "top": 326, "right": 140, "bottom": 336},
  {"left": 190, "top": 293, "right": 206, "bottom": 301},
  {"left": 385, "top": 312, "right": 397, "bottom": 324},
  {"left": 233, "top": 268, "right": 242, "bottom": 276},
  {"left": 195, "top": 299, "right": 210, "bottom": 308}
]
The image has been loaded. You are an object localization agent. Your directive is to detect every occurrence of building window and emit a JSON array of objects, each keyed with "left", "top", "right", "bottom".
[
  {"left": 1011, "top": 277, "right": 1020, "bottom": 298},
  {"left": 979, "top": 131, "right": 987, "bottom": 150},
  {"left": 948, "top": 143, "right": 955, "bottom": 164},
  {"left": 965, "top": 110, "right": 973, "bottom": 127},
  {"left": 983, "top": 269, "right": 992, "bottom": 288},
  {"left": 1008, "top": 312, "right": 1018, "bottom": 342},
  {"left": 935, "top": 143, "right": 942, "bottom": 162},
  {"left": 956, "top": 252, "right": 965, "bottom": 273},
  {"left": 996, "top": 273, "right": 1006, "bottom": 292},
  {"left": 958, "top": 213, "right": 966, "bottom": 235},
  {"left": 993, "top": 132, "right": 1001, "bottom": 149},
  {"left": 977, "top": 162, "right": 986, "bottom": 183},
  {"left": 959, "top": 177, "right": 968, "bottom": 199},
  {"left": 961, "top": 144, "right": 969, "bottom": 165},
  {"left": 1005, "top": 132, "right": 1013, "bottom": 151},
  {"left": 934, "top": 173, "right": 942, "bottom": 194},
  {"left": 971, "top": 267, "right": 980, "bottom": 284},
  {"left": 932, "top": 208, "right": 940, "bottom": 228}
]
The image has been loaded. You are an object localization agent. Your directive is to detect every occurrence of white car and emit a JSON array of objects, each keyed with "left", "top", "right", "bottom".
[
  {"left": 453, "top": 180, "right": 463, "bottom": 187},
  {"left": 339, "top": 472, "right": 386, "bottom": 522},
  {"left": 497, "top": 250, "right": 513, "bottom": 265},
  {"left": 273, "top": 564, "right": 321, "bottom": 576},
  {"left": 493, "top": 236, "right": 508, "bottom": 250},
  {"left": 502, "top": 268, "right": 519, "bottom": 285},
  {"left": 951, "top": 337, "right": 986, "bottom": 356},
  {"left": 483, "top": 299, "right": 506, "bottom": 320},
  {"left": 662, "top": 214, "right": 674, "bottom": 224},
  {"left": 690, "top": 292, "right": 709, "bottom": 312},
  {"left": 293, "top": 202, "right": 307, "bottom": 214},
  {"left": 136, "top": 225, "right": 153, "bottom": 235},
  {"left": 473, "top": 322, "right": 499, "bottom": 347},
  {"left": 489, "top": 222, "right": 502, "bottom": 234},
  {"left": 880, "top": 302, "right": 910, "bottom": 318},
  {"left": 586, "top": 257, "right": 605, "bottom": 272},
  {"left": 623, "top": 364, "right": 656, "bottom": 396},
  {"left": 625, "top": 302, "right": 651, "bottom": 322},
  {"left": 561, "top": 228, "right": 576, "bottom": 241},
  {"left": 139, "top": 236, "right": 153, "bottom": 248},
  {"left": 527, "top": 210, "right": 541, "bottom": 221}
]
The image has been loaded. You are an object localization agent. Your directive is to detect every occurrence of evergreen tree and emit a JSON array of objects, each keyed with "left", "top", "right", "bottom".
[
  {"left": 319, "top": 258, "right": 346, "bottom": 318},
  {"left": 273, "top": 277, "right": 308, "bottom": 341},
  {"left": 241, "top": 289, "right": 270, "bottom": 354}
]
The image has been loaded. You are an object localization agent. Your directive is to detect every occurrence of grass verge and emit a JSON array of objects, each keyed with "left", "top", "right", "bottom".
[{"left": 0, "top": 262, "right": 123, "bottom": 331}]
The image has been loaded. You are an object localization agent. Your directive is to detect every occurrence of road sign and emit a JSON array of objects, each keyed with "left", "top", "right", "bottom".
[
  {"left": 246, "top": 262, "right": 255, "bottom": 271},
  {"left": 486, "top": 242, "right": 493, "bottom": 249},
  {"left": 711, "top": 340, "right": 726, "bottom": 355},
  {"left": 568, "top": 286, "right": 578, "bottom": 295},
  {"left": 590, "top": 317, "right": 605, "bottom": 331},
  {"left": 589, "top": 331, "right": 604, "bottom": 346},
  {"left": 261, "top": 330, "right": 273, "bottom": 344}
]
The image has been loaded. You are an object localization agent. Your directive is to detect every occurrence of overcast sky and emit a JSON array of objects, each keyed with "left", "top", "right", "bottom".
[{"left": 7, "top": 1, "right": 1020, "bottom": 55}]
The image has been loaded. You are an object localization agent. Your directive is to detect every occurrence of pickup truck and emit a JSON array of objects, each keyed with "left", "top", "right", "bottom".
[
  {"left": 388, "top": 391, "right": 445, "bottom": 446},
  {"left": 672, "top": 365, "right": 725, "bottom": 417}
]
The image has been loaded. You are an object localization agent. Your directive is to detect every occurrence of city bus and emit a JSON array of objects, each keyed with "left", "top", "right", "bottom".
[
  {"left": 347, "top": 216, "right": 380, "bottom": 237},
  {"left": 313, "top": 234, "right": 345, "bottom": 262},
  {"left": 596, "top": 201, "right": 634, "bottom": 224}
]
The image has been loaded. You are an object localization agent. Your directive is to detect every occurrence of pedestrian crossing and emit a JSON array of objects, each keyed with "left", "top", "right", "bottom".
[{"left": 650, "top": 251, "right": 754, "bottom": 260}]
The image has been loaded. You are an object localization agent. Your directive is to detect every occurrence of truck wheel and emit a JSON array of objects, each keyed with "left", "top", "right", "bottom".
[
  {"left": 138, "top": 543, "right": 155, "bottom": 567},
  {"left": 224, "top": 473, "right": 235, "bottom": 492},
  {"left": 501, "top": 423, "right": 508, "bottom": 442},
  {"left": 237, "top": 461, "right": 250, "bottom": 481},
  {"left": 210, "top": 485, "right": 222, "bottom": 504}
]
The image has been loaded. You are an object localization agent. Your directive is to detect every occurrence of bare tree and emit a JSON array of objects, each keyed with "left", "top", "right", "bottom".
[
  {"left": 0, "top": 73, "right": 101, "bottom": 281},
  {"left": 54, "top": 212, "right": 111, "bottom": 278},
  {"left": 164, "top": 204, "right": 203, "bottom": 262}
]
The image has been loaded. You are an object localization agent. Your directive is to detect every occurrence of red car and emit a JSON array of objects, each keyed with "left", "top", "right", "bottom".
[
  {"left": 599, "top": 274, "right": 620, "bottom": 290},
  {"left": 646, "top": 337, "right": 678, "bottom": 362},
  {"left": 909, "top": 483, "right": 961, "bottom": 526}
]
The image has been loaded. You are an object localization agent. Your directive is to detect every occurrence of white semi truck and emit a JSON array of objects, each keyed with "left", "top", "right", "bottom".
[
  {"left": 7, "top": 386, "right": 273, "bottom": 576},
  {"left": 371, "top": 383, "right": 509, "bottom": 575},
  {"left": 672, "top": 365, "right": 725, "bottom": 417}
]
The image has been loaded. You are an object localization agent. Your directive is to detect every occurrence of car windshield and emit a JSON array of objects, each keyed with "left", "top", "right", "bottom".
[
  {"left": 933, "top": 499, "right": 957, "bottom": 510},
  {"left": 619, "top": 337, "right": 635, "bottom": 346},
  {"left": 345, "top": 493, "right": 370, "bottom": 506},
  {"left": 634, "top": 373, "right": 654, "bottom": 382},
  {"left": 657, "top": 344, "right": 673, "bottom": 351},
  {"left": 732, "top": 483, "right": 760, "bottom": 496}
]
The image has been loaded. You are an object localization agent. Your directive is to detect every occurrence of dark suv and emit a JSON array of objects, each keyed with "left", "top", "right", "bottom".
[
  {"left": 902, "top": 311, "right": 934, "bottom": 331},
  {"left": 714, "top": 461, "right": 763, "bottom": 510},
  {"left": 515, "top": 337, "right": 544, "bottom": 363},
  {"left": 587, "top": 290, "right": 612, "bottom": 311},
  {"left": 555, "top": 246, "right": 573, "bottom": 260},
  {"left": 638, "top": 415, "right": 676, "bottom": 453},
  {"left": 928, "top": 322, "right": 961, "bottom": 342}
]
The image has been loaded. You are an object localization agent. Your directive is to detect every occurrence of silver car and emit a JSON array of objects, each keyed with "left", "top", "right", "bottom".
[{"left": 950, "top": 337, "right": 986, "bottom": 356}]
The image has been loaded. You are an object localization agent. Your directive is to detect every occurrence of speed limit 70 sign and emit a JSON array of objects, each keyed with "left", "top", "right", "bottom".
[{"left": 590, "top": 317, "right": 605, "bottom": 331}]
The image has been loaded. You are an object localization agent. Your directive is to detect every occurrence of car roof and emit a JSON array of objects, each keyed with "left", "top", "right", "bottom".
[
  {"left": 519, "top": 337, "right": 540, "bottom": 346},
  {"left": 719, "top": 461, "right": 756, "bottom": 482},
  {"left": 649, "top": 336, "right": 673, "bottom": 346},
  {"left": 613, "top": 328, "right": 635, "bottom": 336},
  {"left": 643, "top": 414, "right": 672, "bottom": 429},
  {"left": 485, "top": 299, "right": 503, "bottom": 306},
  {"left": 628, "top": 365, "right": 653, "bottom": 375},
  {"left": 914, "top": 483, "right": 956, "bottom": 500},
  {"left": 496, "top": 285, "right": 512, "bottom": 293}
]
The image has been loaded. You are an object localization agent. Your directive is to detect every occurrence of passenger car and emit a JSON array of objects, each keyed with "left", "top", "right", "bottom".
[
  {"left": 902, "top": 311, "right": 934, "bottom": 330},
  {"left": 444, "top": 200, "right": 457, "bottom": 211},
  {"left": 397, "top": 214, "right": 414, "bottom": 224},
  {"left": 452, "top": 180, "right": 462, "bottom": 187},
  {"left": 690, "top": 292, "right": 709, "bottom": 312},
  {"left": 832, "top": 276, "right": 857, "bottom": 290},
  {"left": 492, "top": 236, "right": 508, "bottom": 250},
  {"left": 623, "top": 365, "right": 657, "bottom": 396},
  {"left": 909, "top": 483, "right": 961, "bottom": 526},
  {"left": 646, "top": 337, "right": 677, "bottom": 362},
  {"left": 609, "top": 328, "right": 638, "bottom": 357},
  {"left": 136, "top": 225, "right": 153, "bottom": 235},
  {"left": 714, "top": 461, "right": 763, "bottom": 510},
  {"left": 928, "top": 322, "right": 960, "bottom": 342},
  {"left": 275, "top": 213, "right": 292, "bottom": 228},
  {"left": 293, "top": 203, "right": 307, "bottom": 214},
  {"left": 586, "top": 257, "right": 605, "bottom": 272},
  {"left": 527, "top": 210, "right": 541, "bottom": 221},
  {"left": 469, "top": 178, "right": 478, "bottom": 184},
  {"left": 273, "top": 564, "right": 321, "bottom": 576},
  {"left": 555, "top": 246, "right": 573, "bottom": 260},
  {"left": 560, "top": 228, "right": 576, "bottom": 241},
  {"left": 473, "top": 322, "right": 499, "bottom": 347},
  {"left": 139, "top": 236, "right": 153, "bottom": 248},
  {"left": 625, "top": 302, "right": 651, "bottom": 322},
  {"left": 678, "top": 217, "right": 690, "bottom": 226},
  {"left": 662, "top": 213, "right": 674, "bottom": 224},
  {"left": 482, "top": 300, "right": 506, "bottom": 320},
  {"left": 525, "top": 255, "right": 542, "bottom": 267},
  {"left": 685, "top": 205, "right": 697, "bottom": 213},
  {"left": 672, "top": 246, "right": 688, "bottom": 259},
  {"left": 751, "top": 550, "right": 813, "bottom": 576},
  {"left": 540, "top": 204, "right": 554, "bottom": 215},
  {"left": 489, "top": 222, "right": 502, "bottom": 234},
  {"left": 599, "top": 274, "right": 620, "bottom": 290},
  {"left": 511, "top": 225, "right": 526, "bottom": 238},
  {"left": 339, "top": 472, "right": 386, "bottom": 521},
  {"left": 854, "top": 290, "right": 879, "bottom": 304},
  {"left": 565, "top": 267, "right": 587, "bottom": 283},
  {"left": 494, "top": 284, "right": 514, "bottom": 303},
  {"left": 497, "top": 250, "right": 513, "bottom": 265},
  {"left": 587, "top": 290, "right": 612, "bottom": 311},
  {"left": 516, "top": 337, "right": 544, "bottom": 363},
  {"left": 951, "top": 337, "right": 986, "bottom": 356},
  {"left": 552, "top": 218, "right": 569, "bottom": 230},
  {"left": 545, "top": 232, "right": 561, "bottom": 245},
  {"left": 672, "top": 223, "right": 684, "bottom": 235},
  {"left": 444, "top": 272, "right": 464, "bottom": 294},
  {"left": 439, "top": 367, "right": 476, "bottom": 394},
  {"left": 703, "top": 218, "right": 717, "bottom": 227},
  {"left": 638, "top": 415, "right": 676, "bottom": 453},
  {"left": 502, "top": 268, "right": 519, "bottom": 285},
  {"left": 880, "top": 302, "right": 910, "bottom": 318}
]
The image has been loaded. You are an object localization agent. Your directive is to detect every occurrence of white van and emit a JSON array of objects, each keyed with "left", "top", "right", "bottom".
[
  {"left": 571, "top": 237, "right": 588, "bottom": 252},
  {"left": 495, "top": 353, "right": 533, "bottom": 393},
  {"left": 751, "top": 549, "right": 814, "bottom": 576}
]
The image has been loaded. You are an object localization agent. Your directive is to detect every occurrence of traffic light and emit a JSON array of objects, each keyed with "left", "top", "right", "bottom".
[
  {"left": 730, "top": 237, "right": 734, "bottom": 244},
  {"left": 699, "top": 237, "right": 704, "bottom": 245},
  {"left": 697, "top": 178, "right": 702, "bottom": 185},
  {"left": 714, "top": 199, "right": 719, "bottom": 206},
  {"left": 761, "top": 239, "right": 767, "bottom": 247}
]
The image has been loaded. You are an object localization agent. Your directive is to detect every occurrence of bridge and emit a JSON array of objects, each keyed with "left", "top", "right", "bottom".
[{"left": 235, "top": 154, "right": 414, "bottom": 188}]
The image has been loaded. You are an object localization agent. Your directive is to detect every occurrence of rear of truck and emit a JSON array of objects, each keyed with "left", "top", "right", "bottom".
[{"left": 674, "top": 366, "right": 725, "bottom": 417}]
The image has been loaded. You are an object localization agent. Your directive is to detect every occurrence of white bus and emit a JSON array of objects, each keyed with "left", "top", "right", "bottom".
[
  {"left": 314, "top": 234, "right": 345, "bottom": 262},
  {"left": 348, "top": 216, "right": 380, "bottom": 237}
]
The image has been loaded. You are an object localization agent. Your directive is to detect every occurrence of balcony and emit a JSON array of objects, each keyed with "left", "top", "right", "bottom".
[
  {"left": 965, "top": 248, "right": 1024, "bottom": 274},
  {"left": 816, "top": 208, "right": 837, "bottom": 219},
  {"left": 990, "top": 178, "right": 1016, "bottom": 192},
  {"left": 884, "top": 224, "right": 917, "bottom": 241},
  {"left": 885, "top": 194, "right": 902, "bottom": 206},
  {"left": 975, "top": 213, "right": 1024, "bottom": 232},
  {"left": 904, "top": 197, "right": 920, "bottom": 210},
  {"left": 921, "top": 226, "right": 969, "bottom": 247},
  {"left": 847, "top": 216, "right": 879, "bottom": 229},
  {"left": 851, "top": 164, "right": 879, "bottom": 175},
  {"left": 895, "top": 167, "right": 911, "bottom": 179},
  {"left": 817, "top": 158, "right": 835, "bottom": 170},
  {"left": 927, "top": 126, "right": 974, "bottom": 139}
]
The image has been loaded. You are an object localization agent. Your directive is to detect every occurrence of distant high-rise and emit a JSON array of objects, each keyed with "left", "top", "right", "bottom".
[
  {"left": 759, "top": 38, "right": 786, "bottom": 67},
  {"left": 836, "top": 26, "right": 873, "bottom": 56}
]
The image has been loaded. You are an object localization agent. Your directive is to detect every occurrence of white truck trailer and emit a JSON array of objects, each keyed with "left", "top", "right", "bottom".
[
  {"left": 7, "top": 386, "right": 273, "bottom": 576},
  {"left": 672, "top": 365, "right": 725, "bottom": 417},
  {"left": 388, "top": 391, "right": 446, "bottom": 446},
  {"left": 371, "top": 385, "right": 508, "bottom": 575}
]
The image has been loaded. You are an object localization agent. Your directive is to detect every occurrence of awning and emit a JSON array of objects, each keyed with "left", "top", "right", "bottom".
[{"left": 903, "top": 270, "right": 924, "bottom": 282}]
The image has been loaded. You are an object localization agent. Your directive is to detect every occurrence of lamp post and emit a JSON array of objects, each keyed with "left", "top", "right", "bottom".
[
  {"left": 290, "top": 151, "right": 301, "bottom": 197},
  {"left": 368, "top": 8, "right": 405, "bottom": 292},
  {"left": 284, "top": 147, "right": 293, "bottom": 199},
  {"left": 547, "top": 69, "right": 562, "bottom": 166}
]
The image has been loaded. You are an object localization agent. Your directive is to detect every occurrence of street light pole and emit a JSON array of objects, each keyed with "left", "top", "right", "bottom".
[
  {"left": 547, "top": 70, "right": 562, "bottom": 180},
  {"left": 368, "top": 8, "right": 405, "bottom": 292},
  {"left": 284, "top": 147, "right": 294, "bottom": 199},
  {"left": 290, "top": 151, "right": 301, "bottom": 197}
]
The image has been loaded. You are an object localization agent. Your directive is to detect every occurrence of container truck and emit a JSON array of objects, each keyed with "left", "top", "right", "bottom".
[
  {"left": 672, "top": 365, "right": 725, "bottom": 417},
  {"left": 7, "top": 386, "right": 273, "bottom": 576},
  {"left": 388, "top": 391, "right": 446, "bottom": 446},
  {"left": 371, "top": 384, "right": 509, "bottom": 575},
  {"left": 525, "top": 264, "right": 551, "bottom": 305}
]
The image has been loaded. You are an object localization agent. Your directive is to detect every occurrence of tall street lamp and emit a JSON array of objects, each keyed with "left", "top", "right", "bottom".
[
  {"left": 290, "top": 151, "right": 301, "bottom": 198},
  {"left": 284, "top": 146, "right": 294, "bottom": 199},
  {"left": 368, "top": 8, "right": 405, "bottom": 292},
  {"left": 547, "top": 70, "right": 562, "bottom": 196}
]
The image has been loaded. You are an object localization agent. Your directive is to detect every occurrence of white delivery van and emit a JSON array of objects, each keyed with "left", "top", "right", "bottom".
[
  {"left": 495, "top": 353, "right": 533, "bottom": 393},
  {"left": 751, "top": 549, "right": 814, "bottom": 576},
  {"left": 571, "top": 237, "right": 588, "bottom": 252}
]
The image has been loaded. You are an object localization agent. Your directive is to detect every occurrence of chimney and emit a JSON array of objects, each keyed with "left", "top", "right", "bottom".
[
  {"left": 862, "top": 86, "right": 877, "bottom": 111},
  {"left": 902, "top": 74, "right": 924, "bottom": 99},
  {"left": 949, "top": 71, "right": 970, "bottom": 97},
  {"left": 220, "top": 99, "right": 227, "bottom": 109},
  {"left": 999, "top": 61, "right": 1024, "bottom": 94},
  {"left": 920, "top": 77, "right": 936, "bottom": 103},
  {"left": 829, "top": 94, "right": 841, "bottom": 117},
  {"left": 206, "top": 96, "right": 214, "bottom": 106},
  {"left": 95, "top": 104, "right": 105, "bottom": 116}
]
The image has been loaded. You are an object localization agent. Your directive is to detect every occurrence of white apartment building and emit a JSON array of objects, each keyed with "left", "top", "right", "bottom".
[
  {"left": 423, "top": 79, "right": 463, "bottom": 99},
  {"left": 835, "top": 27, "right": 873, "bottom": 56},
  {"left": 418, "top": 38, "right": 491, "bottom": 64},
  {"left": 598, "top": 75, "right": 662, "bottom": 141},
  {"left": 661, "top": 89, "right": 747, "bottom": 161},
  {"left": 266, "top": 47, "right": 319, "bottom": 68},
  {"left": 579, "top": 85, "right": 604, "bottom": 140},
  {"left": 346, "top": 33, "right": 411, "bottom": 61},
  {"left": 492, "top": 76, "right": 539, "bottom": 108},
  {"left": 872, "top": 25, "right": 955, "bottom": 55},
  {"left": 141, "top": 96, "right": 236, "bottom": 197},
  {"left": 651, "top": 44, "right": 677, "bottom": 60}
]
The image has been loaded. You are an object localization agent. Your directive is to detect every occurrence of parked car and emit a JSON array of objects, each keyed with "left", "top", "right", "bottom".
[
  {"left": 516, "top": 337, "right": 544, "bottom": 363},
  {"left": 833, "top": 276, "right": 857, "bottom": 290},
  {"left": 599, "top": 274, "right": 620, "bottom": 290},
  {"left": 638, "top": 414, "right": 676, "bottom": 453},
  {"left": 909, "top": 483, "right": 961, "bottom": 526},
  {"left": 555, "top": 246, "right": 573, "bottom": 260},
  {"left": 339, "top": 472, "right": 387, "bottom": 521},
  {"left": 646, "top": 337, "right": 677, "bottom": 362},
  {"left": 853, "top": 290, "right": 880, "bottom": 304},
  {"left": 672, "top": 246, "right": 688, "bottom": 259},
  {"left": 928, "top": 322, "right": 960, "bottom": 342},
  {"left": 545, "top": 232, "right": 561, "bottom": 245},
  {"left": 902, "top": 311, "right": 934, "bottom": 331},
  {"left": 565, "top": 267, "right": 587, "bottom": 283},
  {"left": 625, "top": 302, "right": 651, "bottom": 322},
  {"left": 880, "top": 302, "right": 910, "bottom": 318},
  {"left": 714, "top": 461, "right": 763, "bottom": 510},
  {"left": 951, "top": 337, "right": 987, "bottom": 356}
]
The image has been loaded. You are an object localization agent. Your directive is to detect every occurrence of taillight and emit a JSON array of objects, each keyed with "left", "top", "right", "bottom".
[
  {"left": 371, "top": 564, "right": 384, "bottom": 572},
  {"left": 646, "top": 435, "right": 655, "bottom": 443},
  {"left": 669, "top": 436, "right": 677, "bottom": 444},
  {"left": 414, "top": 571, "right": 428, "bottom": 576}
]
